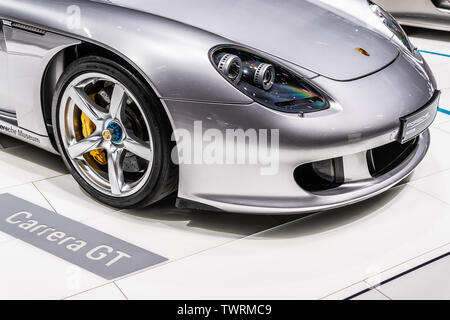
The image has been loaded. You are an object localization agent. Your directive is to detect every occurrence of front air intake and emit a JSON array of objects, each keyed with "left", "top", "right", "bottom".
[
  {"left": 294, "top": 157, "right": 345, "bottom": 192},
  {"left": 367, "top": 138, "right": 418, "bottom": 178}
]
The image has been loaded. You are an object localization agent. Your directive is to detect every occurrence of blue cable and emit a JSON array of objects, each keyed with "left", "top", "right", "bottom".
[
  {"left": 419, "top": 49, "right": 450, "bottom": 58},
  {"left": 438, "top": 108, "right": 450, "bottom": 115}
]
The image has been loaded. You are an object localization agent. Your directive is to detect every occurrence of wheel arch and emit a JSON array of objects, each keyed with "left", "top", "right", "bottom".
[{"left": 41, "top": 42, "right": 176, "bottom": 149}]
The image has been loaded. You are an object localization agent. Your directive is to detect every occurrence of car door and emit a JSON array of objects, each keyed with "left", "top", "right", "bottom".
[{"left": 1, "top": 21, "right": 79, "bottom": 136}]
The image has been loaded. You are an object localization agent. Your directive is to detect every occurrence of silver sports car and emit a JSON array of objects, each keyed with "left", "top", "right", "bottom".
[
  {"left": 0, "top": 0, "right": 439, "bottom": 214},
  {"left": 375, "top": 0, "right": 450, "bottom": 31}
]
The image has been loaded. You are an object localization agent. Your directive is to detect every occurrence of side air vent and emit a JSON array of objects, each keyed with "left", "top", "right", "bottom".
[{"left": 11, "top": 22, "right": 46, "bottom": 35}]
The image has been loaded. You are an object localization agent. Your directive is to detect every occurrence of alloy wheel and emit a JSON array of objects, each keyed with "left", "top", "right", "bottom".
[{"left": 59, "top": 72, "right": 155, "bottom": 197}]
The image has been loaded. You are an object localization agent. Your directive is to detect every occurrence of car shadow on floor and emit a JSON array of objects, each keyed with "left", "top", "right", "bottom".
[
  {"left": 0, "top": 142, "right": 68, "bottom": 174},
  {"left": 119, "top": 196, "right": 299, "bottom": 237},
  {"left": 119, "top": 184, "right": 408, "bottom": 239},
  {"left": 253, "top": 185, "right": 406, "bottom": 239},
  {"left": 0, "top": 134, "right": 25, "bottom": 149}
]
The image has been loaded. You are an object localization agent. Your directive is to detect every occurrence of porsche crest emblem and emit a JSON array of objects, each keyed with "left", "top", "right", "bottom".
[
  {"left": 356, "top": 48, "right": 370, "bottom": 56},
  {"left": 102, "top": 129, "right": 112, "bottom": 141}
]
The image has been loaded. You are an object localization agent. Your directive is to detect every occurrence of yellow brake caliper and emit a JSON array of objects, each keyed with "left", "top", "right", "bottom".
[{"left": 80, "top": 94, "right": 107, "bottom": 165}]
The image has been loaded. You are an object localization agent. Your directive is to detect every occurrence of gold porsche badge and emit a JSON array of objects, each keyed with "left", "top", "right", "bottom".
[
  {"left": 356, "top": 48, "right": 370, "bottom": 56},
  {"left": 102, "top": 129, "right": 112, "bottom": 141}
]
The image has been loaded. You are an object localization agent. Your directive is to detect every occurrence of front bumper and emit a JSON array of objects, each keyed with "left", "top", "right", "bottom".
[
  {"left": 164, "top": 52, "right": 437, "bottom": 214},
  {"left": 175, "top": 130, "right": 430, "bottom": 214}
]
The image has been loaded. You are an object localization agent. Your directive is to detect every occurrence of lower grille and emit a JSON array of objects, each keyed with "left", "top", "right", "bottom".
[
  {"left": 294, "top": 138, "right": 418, "bottom": 192},
  {"left": 294, "top": 157, "right": 345, "bottom": 192}
]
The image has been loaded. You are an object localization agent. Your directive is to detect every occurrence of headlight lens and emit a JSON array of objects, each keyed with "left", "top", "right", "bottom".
[
  {"left": 369, "top": 1, "right": 415, "bottom": 53},
  {"left": 211, "top": 47, "right": 329, "bottom": 114}
]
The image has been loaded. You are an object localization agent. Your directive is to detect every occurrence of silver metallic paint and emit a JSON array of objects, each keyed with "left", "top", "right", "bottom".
[
  {"left": 0, "top": 0, "right": 253, "bottom": 104},
  {"left": 3, "top": 25, "right": 80, "bottom": 136},
  {"left": 90, "top": 0, "right": 402, "bottom": 81},
  {"left": 0, "top": 25, "right": 8, "bottom": 113},
  {"left": 0, "top": 0, "right": 438, "bottom": 213},
  {"left": 165, "top": 52, "right": 436, "bottom": 213},
  {"left": 187, "top": 131, "right": 431, "bottom": 214}
]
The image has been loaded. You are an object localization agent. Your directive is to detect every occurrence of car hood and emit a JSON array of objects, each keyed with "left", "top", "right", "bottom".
[{"left": 92, "top": 0, "right": 399, "bottom": 81}]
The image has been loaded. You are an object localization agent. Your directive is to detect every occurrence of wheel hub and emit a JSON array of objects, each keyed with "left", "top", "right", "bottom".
[
  {"left": 104, "top": 121, "right": 124, "bottom": 143},
  {"left": 102, "top": 128, "right": 113, "bottom": 141}
]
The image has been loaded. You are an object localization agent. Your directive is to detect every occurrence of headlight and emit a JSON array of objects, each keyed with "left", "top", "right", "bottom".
[
  {"left": 211, "top": 47, "right": 329, "bottom": 114},
  {"left": 369, "top": 1, "right": 415, "bottom": 53}
]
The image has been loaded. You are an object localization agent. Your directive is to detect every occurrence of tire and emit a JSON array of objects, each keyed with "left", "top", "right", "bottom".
[{"left": 52, "top": 56, "right": 178, "bottom": 209}]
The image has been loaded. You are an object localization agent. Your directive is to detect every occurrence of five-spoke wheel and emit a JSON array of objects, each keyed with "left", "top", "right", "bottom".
[{"left": 53, "top": 57, "right": 177, "bottom": 208}]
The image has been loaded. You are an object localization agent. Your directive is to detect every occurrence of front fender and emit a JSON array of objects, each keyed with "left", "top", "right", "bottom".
[{"left": 0, "top": 0, "right": 253, "bottom": 104}]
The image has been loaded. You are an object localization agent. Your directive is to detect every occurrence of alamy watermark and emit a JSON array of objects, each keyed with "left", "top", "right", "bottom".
[
  {"left": 172, "top": 121, "right": 280, "bottom": 176},
  {"left": 66, "top": 5, "right": 81, "bottom": 30}
]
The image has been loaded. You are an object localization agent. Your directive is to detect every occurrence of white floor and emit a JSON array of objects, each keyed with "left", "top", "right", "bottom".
[{"left": 0, "top": 29, "right": 450, "bottom": 300}]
